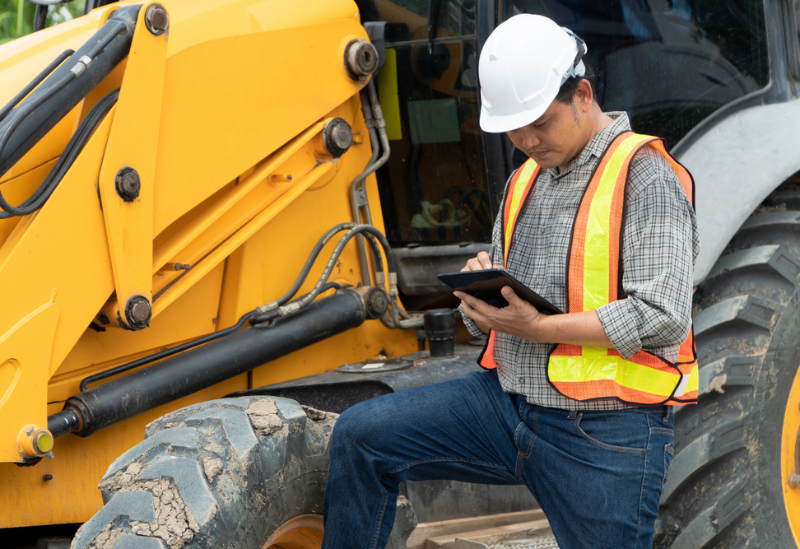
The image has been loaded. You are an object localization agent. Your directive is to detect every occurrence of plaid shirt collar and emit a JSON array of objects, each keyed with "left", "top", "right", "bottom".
[{"left": 548, "top": 111, "right": 630, "bottom": 181}]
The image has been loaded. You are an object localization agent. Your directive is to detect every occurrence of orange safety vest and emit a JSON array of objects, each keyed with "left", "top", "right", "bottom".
[{"left": 478, "top": 131, "right": 698, "bottom": 406}]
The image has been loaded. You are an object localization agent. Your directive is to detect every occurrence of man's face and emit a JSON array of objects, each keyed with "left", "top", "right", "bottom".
[{"left": 506, "top": 96, "right": 587, "bottom": 171}]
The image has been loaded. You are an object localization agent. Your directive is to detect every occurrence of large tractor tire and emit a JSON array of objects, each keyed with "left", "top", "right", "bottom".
[
  {"left": 70, "top": 396, "right": 337, "bottom": 549},
  {"left": 655, "top": 183, "right": 800, "bottom": 547}
]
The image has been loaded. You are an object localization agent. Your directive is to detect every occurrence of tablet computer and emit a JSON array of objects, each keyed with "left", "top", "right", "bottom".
[{"left": 438, "top": 269, "right": 563, "bottom": 315}]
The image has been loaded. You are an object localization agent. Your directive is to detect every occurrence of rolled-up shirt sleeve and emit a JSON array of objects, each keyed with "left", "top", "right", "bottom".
[{"left": 595, "top": 147, "right": 700, "bottom": 359}]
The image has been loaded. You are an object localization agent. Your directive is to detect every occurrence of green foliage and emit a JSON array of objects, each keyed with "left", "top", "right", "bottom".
[{"left": 0, "top": 0, "right": 86, "bottom": 45}]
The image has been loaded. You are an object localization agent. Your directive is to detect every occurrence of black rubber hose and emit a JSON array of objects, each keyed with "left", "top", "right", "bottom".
[
  {"left": 0, "top": 88, "right": 120, "bottom": 219},
  {"left": 0, "top": 5, "right": 139, "bottom": 178},
  {"left": 249, "top": 281, "right": 341, "bottom": 326},
  {"left": 269, "top": 222, "right": 357, "bottom": 307},
  {"left": 0, "top": 49, "right": 74, "bottom": 125},
  {"left": 284, "top": 224, "right": 394, "bottom": 314}
]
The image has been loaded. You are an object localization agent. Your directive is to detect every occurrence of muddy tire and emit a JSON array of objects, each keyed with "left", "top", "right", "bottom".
[
  {"left": 70, "top": 396, "right": 336, "bottom": 549},
  {"left": 655, "top": 186, "right": 800, "bottom": 547}
]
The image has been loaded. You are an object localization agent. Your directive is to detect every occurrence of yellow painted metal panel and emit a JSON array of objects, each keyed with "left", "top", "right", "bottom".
[
  {"left": 97, "top": 3, "right": 169, "bottom": 324},
  {"left": 152, "top": 16, "right": 368, "bottom": 236}
]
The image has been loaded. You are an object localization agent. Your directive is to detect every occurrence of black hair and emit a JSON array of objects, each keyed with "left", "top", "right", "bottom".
[{"left": 554, "top": 62, "right": 596, "bottom": 104}]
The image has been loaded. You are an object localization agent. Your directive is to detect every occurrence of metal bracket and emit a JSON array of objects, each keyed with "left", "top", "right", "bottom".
[{"left": 97, "top": 2, "right": 168, "bottom": 329}]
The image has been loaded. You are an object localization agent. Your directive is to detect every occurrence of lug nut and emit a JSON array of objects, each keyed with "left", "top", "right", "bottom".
[
  {"left": 115, "top": 167, "right": 141, "bottom": 202},
  {"left": 323, "top": 118, "right": 353, "bottom": 157},
  {"left": 124, "top": 295, "right": 152, "bottom": 330},
  {"left": 345, "top": 39, "right": 379, "bottom": 80},
  {"left": 145, "top": 4, "right": 169, "bottom": 36}
]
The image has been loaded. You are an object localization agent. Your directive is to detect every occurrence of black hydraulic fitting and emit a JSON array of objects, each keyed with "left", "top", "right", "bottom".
[{"left": 424, "top": 309, "right": 456, "bottom": 357}]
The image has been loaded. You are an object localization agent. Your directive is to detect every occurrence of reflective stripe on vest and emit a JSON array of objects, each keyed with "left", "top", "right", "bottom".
[{"left": 479, "top": 132, "right": 698, "bottom": 406}]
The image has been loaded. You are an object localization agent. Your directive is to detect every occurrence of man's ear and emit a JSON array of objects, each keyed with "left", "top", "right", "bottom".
[{"left": 575, "top": 79, "right": 594, "bottom": 113}]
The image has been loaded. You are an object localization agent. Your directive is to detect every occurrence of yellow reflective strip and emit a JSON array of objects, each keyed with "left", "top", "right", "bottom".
[
  {"left": 581, "top": 135, "right": 652, "bottom": 311},
  {"left": 685, "top": 364, "right": 699, "bottom": 393},
  {"left": 550, "top": 352, "right": 681, "bottom": 397},
  {"left": 504, "top": 160, "right": 537, "bottom": 260}
]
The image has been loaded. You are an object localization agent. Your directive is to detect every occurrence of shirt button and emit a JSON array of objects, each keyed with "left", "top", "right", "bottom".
[{"left": 518, "top": 377, "right": 525, "bottom": 385}]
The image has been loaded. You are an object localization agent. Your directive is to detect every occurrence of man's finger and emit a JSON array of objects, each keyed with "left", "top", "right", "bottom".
[
  {"left": 459, "top": 296, "right": 488, "bottom": 324},
  {"left": 501, "top": 286, "right": 520, "bottom": 306},
  {"left": 477, "top": 251, "right": 492, "bottom": 269},
  {"left": 501, "top": 286, "right": 539, "bottom": 314},
  {"left": 455, "top": 291, "right": 499, "bottom": 316}
]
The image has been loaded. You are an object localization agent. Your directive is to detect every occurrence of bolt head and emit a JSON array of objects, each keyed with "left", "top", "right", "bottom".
[
  {"left": 115, "top": 167, "right": 141, "bottom": 202},
  {"left": 345, "top": 39, "right": 379, "bottom": 78},
  {"left": 790, "top": 472, "right": 800, "bottom": 489},
  {"left": 124, "top": 296, "right": 152, "bottom": 330},
  {"left": 323, "top": 118, "right": 352, "bottom": 157},
  {"left": 145, "top": 4, "right": 169, "bottom": 35},
  {"left": 130, "top": 301, "right": 150, "bottom": 323},
  {"left": 25, "top": 427, "right": 34, "bottom": 436},
  {"left": 331, "top": 124, "right": 353, "bottom": 150}
]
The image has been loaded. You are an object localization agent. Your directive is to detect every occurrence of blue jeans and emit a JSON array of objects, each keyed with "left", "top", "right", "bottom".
[{"left": 321, "top": 369, "right": 674, "bottom": 549}]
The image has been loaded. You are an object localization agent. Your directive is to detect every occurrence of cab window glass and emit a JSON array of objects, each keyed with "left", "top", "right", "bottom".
[
  {"left": 358, "top": 0, "right": 493, "bottom": 245},
  {"left": 510, "top": 0, "right": 769, "bottom": 152}
]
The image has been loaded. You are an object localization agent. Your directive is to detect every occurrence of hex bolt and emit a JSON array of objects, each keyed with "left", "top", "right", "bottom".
[
  {"left": 115, "top": 167, "right": 141, "bottom": 202},
  {"left": 124, "top": 295, "right": 152, "bottom": 330},
  {"left": 323, "top": 118, "right": 353, "bottom": 157},
  {"left": 42, "top": 474, "right": 53, "bottom": 481},
  {"left": 25, "top": 427, "right": 34, "bottom": 436},
  {"left": 345, "top": 39, "right": 379, "bottom": 80},
  {"left": 145, "top": 4, "right": 169, "bottom": 36}
]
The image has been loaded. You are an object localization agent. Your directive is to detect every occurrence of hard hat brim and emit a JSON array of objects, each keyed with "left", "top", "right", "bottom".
[{"left": 479, "top": 99, "right": 551, "bottom": 134}]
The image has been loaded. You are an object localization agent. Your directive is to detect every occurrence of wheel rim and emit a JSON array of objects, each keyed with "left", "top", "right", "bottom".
[
  {"left": 262, "top": 514, "right": 324, "bottom": 549},
  {"left": 782, "top": 365, "right": 800, "bottom": 541}
]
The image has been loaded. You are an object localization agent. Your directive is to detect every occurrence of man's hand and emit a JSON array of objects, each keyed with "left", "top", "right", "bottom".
[
  {"left": 461, "top": 250, "right": 501, "bottom": 271},
  {"left": 456, "top": 286, "right": 549, "bottom": 342},
  {"left": 456, "top": 286, "right": 615, "bottom": 347}
]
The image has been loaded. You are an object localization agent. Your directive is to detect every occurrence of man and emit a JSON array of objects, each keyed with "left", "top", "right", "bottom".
[{"left": 322, "top": 14, "right": 699, "bottom": 548}]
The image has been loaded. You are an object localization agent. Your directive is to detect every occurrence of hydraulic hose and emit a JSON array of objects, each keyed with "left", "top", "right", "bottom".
[
  {"left": 0, "top": 88, "right": 120, "bottom": 220},
  {"left": 351, "top": 90, "right": 381, "bottom": 284},
  {"left": 0, "top": 49, "right": 74, "bottom": 125},
  {"left": 0, "top": 5, "right": 139, "bottom": 181},
  {"left": 269, "top": 224, "right": 395, "bottom": 318}
]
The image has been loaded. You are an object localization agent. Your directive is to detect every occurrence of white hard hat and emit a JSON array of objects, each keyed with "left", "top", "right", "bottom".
[{"left": 478, "top": 14, "right": 587, "bottom": 133}]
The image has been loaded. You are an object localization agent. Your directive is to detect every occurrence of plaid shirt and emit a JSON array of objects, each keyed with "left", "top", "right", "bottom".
[{"left": 461, "top": 113, "right": 700, "bottom": 410}]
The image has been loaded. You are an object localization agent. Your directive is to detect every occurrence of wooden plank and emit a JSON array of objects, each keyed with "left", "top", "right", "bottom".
[{"left": 405, "top": 510, "right": 547, "bottom": 549}]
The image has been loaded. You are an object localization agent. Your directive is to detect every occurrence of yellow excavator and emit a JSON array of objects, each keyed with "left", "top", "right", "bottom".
[{"left": 2, "top": 0, "right": 800, "bottom": 547}]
